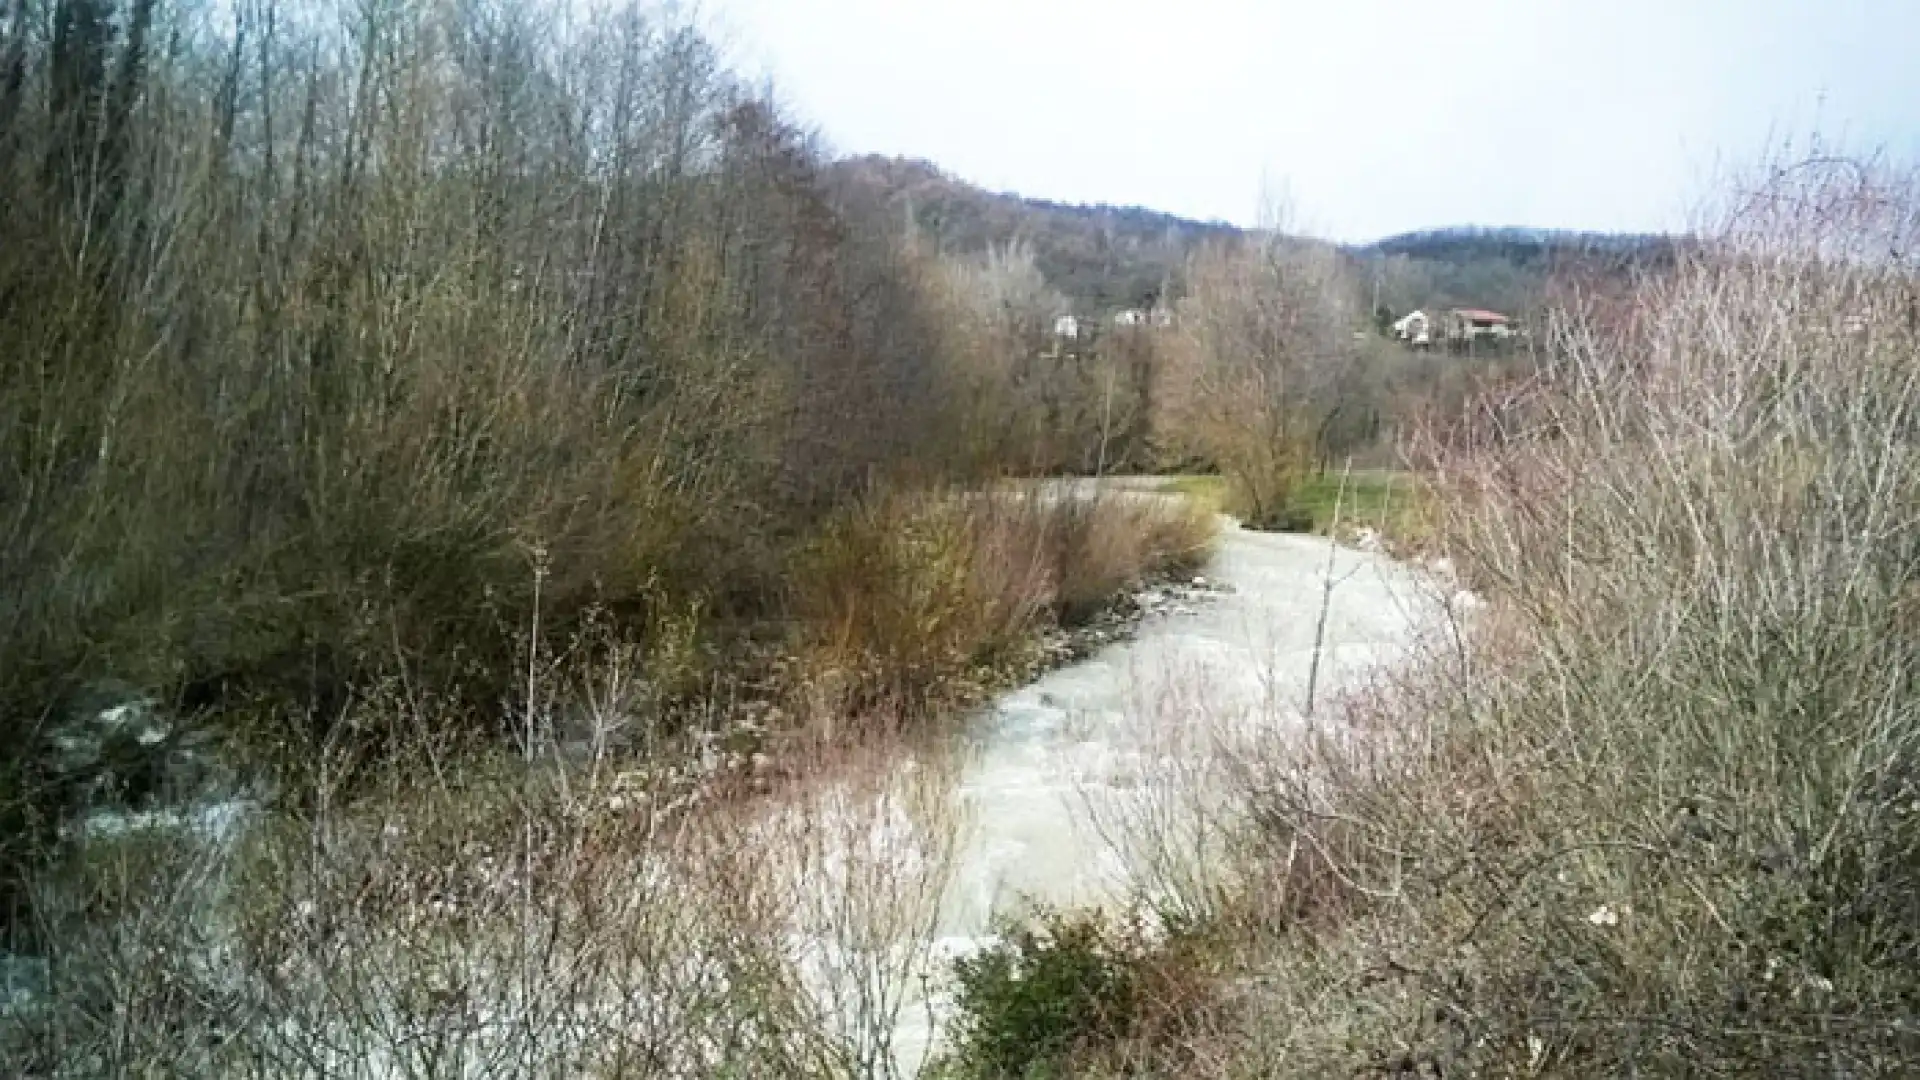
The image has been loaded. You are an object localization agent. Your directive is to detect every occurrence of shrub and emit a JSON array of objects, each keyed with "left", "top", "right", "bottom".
[
  {"left": 1047, "top": 493, "right": 1218, "bottom": 625},
  {"left": 944, "top": 909, "right": 1152, "bottom": 1078},
  {"left": 793, "top": 491, "right": 1050, "bottom": 715},
  {"left": 792, "top": 488, "right": 1218, "bottom": 722},
  {"left": 940, "top": 906, "right": 1226, "bottom": 1079}
]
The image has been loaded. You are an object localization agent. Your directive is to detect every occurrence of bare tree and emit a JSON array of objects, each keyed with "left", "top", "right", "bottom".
[{"left": 1159, "top": 231, "right": 1359, "bottom": 525}]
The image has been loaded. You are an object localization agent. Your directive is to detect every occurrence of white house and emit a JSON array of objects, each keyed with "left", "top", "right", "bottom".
[
  {"left": 1448, "top": 308, "right": 1513, "bottom": 342},
  {"left": 1392, "top": 310, "right": 1432, "bottom": 346},
  {"left": 1113, "top": 307, "right": 1173, "bottom": 329},
  {"left": 1053, "top": 314, "right": 1082, "bottom": 340}
]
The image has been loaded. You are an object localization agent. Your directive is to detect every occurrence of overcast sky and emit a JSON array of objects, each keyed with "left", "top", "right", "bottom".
[{"left": 709, "top": 0, "right": 1919, "bottom": 242}]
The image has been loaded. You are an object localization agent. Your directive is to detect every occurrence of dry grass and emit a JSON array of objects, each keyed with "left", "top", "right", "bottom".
[{"left": 1047, "top": 492, "right": 1218, "bottom": 625}]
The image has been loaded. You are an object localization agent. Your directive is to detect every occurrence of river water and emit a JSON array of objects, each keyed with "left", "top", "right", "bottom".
[
  {"left": 1, "top": 506, "right": 1452, "bottom": 1077},
  {"left": 885, "top": 517, "right": 1451, "bottom": 1074}
]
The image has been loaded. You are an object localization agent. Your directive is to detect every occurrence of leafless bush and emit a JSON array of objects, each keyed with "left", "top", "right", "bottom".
[
  {"left": 791, "top": 487, "right": 1216, "bottom": 726},
  {"left": 1159, "top": 233, "right": 1362, "bottom": 527},
  {"left": 766, "top": 735, "right": 972, "bottom": 1079},
  {"left": 4, "top": 660, "right": 971, "bottom": 1078},
  {"left": 1116, "top": 154, "right": 1920, "bottom": 1076}
]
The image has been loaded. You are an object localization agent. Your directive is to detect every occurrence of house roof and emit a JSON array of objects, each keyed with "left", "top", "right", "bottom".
[{"left": 1453, "top": 308, "right": 1510, "bottom": 323}]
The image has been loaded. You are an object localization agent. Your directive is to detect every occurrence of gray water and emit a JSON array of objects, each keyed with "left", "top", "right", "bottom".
[
  {"left": 889, "top": 519, "right": 1455, "bottom": 1073},
  {"left": 4, "top": 508, "right": 1455, "bottom": 1077}
]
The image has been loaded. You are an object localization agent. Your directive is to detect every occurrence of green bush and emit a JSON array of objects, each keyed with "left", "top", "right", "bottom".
[{"left": 944, "top": 909, "right": 1151, "bottom": 1078}]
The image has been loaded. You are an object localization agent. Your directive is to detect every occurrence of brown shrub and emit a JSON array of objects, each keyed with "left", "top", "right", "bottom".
[{"left": 791, "top": 487, "right": 1218, "bottom": 725}]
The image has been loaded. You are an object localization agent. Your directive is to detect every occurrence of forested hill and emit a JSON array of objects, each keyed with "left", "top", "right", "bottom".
[
  {"left": 823, "top": 156, "right": 1685, "bottom": 321},
  {"left": 1361, "top": 225, "right": 1681, "bottom": 264},
  {"left": 1354, "top": 226, "right": 1686, "bottom": 320},
  {"left": 826, "top": 155, "right": 1242, "bottom": 311}
]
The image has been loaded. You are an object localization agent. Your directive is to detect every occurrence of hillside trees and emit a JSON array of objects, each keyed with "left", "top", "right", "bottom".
[
  {"left": 827, "top": 155, "right": 1236, "bottom": 312},
  {"left": 0, "top": 0, "right": 999, "bottom": 825}
]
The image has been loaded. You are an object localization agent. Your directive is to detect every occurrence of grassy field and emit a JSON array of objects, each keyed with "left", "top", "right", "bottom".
[{"left": 1158, "top": 469, "right": 1430, "bottom": 542}]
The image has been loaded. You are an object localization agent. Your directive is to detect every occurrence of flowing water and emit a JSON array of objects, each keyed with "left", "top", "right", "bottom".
[
  {"left": 3, "top": 501, "right": 1453, "bottom": 1076},
  {"left": 886, "top": 515, "right": 1455, "bottom": 1073}
]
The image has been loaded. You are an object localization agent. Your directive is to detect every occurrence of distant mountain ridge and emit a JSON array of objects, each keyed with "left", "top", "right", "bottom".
[
  {"left": 1360, "top": 225, "right": 1683, "bottom": 262},
  {"left": 826, "top": 157, "right": 1683, "bottom": 319},
  {"left": 825, "top": 155, "right": 1241, "bottom": 310},
  {"left": 1354, "top": 225, "right": 1687, "bottom": 319}
]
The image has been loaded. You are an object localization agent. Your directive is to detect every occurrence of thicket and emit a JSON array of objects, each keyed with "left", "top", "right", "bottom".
[
  {"left": 1067, "top": 156, "right": 1920, "bottom": 1077},
  {"left": 0, "top": 0, "right": 1214, "bottom": 934}
]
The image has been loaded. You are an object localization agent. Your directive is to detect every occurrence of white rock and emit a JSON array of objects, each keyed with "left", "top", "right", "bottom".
[{"left": 96, "top": 701, "right": 151, "bottom": 731}]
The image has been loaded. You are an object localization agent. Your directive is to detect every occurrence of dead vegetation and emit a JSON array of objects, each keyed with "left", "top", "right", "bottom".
[
  {"left": 794, "top": 489, "right": 1216, "bottom": 721},
  {"left": 6, "top": 678, "right": 973, "bottom": 1078},
  {"left": 1054, "top": 154, "right": 1920, "bottom": 1077}
]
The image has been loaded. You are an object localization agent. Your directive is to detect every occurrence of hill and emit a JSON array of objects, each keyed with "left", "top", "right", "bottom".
[
  {"left": 1354, "top": 226, "right": 1684, "bottom": 319},
  {"left": 825, "top": 155, "right": 1242, "bottom": 311},
  {"left": 824, "top": 157, "right": 1685, "bottom": 327},
  {"left": 1361, "top": 225, "right": 1680, "bottom": 263}
]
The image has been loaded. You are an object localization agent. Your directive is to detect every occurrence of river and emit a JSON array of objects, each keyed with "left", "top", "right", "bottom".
[{"left": 883, "top": 513, "right": 1451, "bottom": 1074}]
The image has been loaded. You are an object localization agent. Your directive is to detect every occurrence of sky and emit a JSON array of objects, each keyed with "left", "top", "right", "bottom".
[{"left": 708, "top": 0, "right": 1920, "bottom": 242}]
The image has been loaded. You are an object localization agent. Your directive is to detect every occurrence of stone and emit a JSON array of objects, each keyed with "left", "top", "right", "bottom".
[{"left": 0, "top": 953, "right": 49, "bottom": 1015}]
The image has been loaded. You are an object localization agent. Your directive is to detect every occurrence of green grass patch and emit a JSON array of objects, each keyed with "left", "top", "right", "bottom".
[
  {"left": 1290, "top": 469, "right": 1430, "bottom": 538},
  {"left": 1154, "top": 475, "right": 1229, "bottom": 513},
  {"left": 1159, "top": 470, "right": 1431, "bottom": 543}
]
